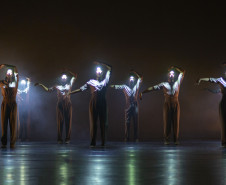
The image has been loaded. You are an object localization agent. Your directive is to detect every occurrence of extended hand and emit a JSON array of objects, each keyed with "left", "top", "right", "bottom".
[
  {"left": 195, "top": 79, "right": 201, "bottom": 85},
  {"left": 34, "top": 83, "right": 39, "bottom": 86}
]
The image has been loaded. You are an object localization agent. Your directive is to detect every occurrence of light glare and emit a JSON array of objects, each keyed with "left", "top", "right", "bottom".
[
  {"left": 21, "top": 80, "right": 26, "bottom": 85},
  {"left": 7, "top": 69, "right": 13, "bottom": 76},
  {"left": 61, "top": 74, "right": 67, "bottom": 80},
  {"left": 96, "top": 67, "right": 102, "bottom": 74}
]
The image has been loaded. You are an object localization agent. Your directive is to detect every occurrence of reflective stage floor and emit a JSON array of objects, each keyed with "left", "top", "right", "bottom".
[{"left": 0, "top": 141, "right": 226, "bottom": 185}]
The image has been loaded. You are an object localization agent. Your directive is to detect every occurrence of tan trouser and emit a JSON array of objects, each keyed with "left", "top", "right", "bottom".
[
  {"left": 57, "top": 101, "right": 72, "bottom": 142},
  {"left": 163, "top": 98, "right": 180, "bottom": 142}
]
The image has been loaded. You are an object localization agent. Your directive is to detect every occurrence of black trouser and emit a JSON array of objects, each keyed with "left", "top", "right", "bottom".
[
  {"left": 163, "top": 99, "right": 180, "bottom": 142},
  {"left": 125, "top": 102, "right": 138, "bottom": 141},
  {"left": 89, "top": 99, "right": 107, "bottom": 145},
  {"left": 57, "top": 101, "right": 72, "bottom": 142},
  {"left": 1, "top": 100, "right": 17, "bottom": 146},
  {"left": 220, "top": 98, "right": 226, "bottom": 145}
]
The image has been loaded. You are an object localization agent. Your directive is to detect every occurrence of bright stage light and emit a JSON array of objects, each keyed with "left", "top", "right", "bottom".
[
  {"left": 61, "top": 74, "right": 67, "bottom": 80},
  {"left": 96, "top": 67, "right": 102, "bottom": 74},
  {"left": 130, "top": 76, "right": 135, "bottom": 82},
  {"left": 169, "top": 70, "right": 175, "bottom": 78},
  {"left": 21, "top": 80, "right": 26, "bottom": 85},
  {"left": 7, "top": 69, "right": 13, "bottom": 76}
]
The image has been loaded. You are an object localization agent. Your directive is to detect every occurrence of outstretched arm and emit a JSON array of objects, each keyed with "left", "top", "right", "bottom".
[
  {"left": 70, "top": 88, "right": 82, "bottom": 95},
  {"left": 110, "top": 85, "right": 125, "bottom": 90},
  {"left": 34, "top": 83, "right": 55, "bottom": 92},
  {"left": 140, "top": 83, "right": 163, "bottom": 100},
  {"left": 70, "top": 83, "right": 89, "bottom": 95},
  {"left": 196, "top": 78, "right": 212, "bottom": 85}
]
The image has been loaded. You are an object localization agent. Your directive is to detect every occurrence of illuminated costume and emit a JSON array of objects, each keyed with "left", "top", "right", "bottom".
[
  {"left": 17, "top": 78, "right": 30, "bottom": 141},
  {"left": 70, "top": 63, "right": 111, "bottom": 146},
  {"left": 141, "top": 66, "right": 185, "bottom": 144},
  {"left": 111, "top": 72, "right": 142, "bottom": 141},
  {"left": 0, "top": 65, "right": 19, "bottom": 148},
  {"left": 197, "top": 77, "right": 226, "bottom": 146},
  {"left": 35, "top": 72, "right": 76, "bottom": 144}
]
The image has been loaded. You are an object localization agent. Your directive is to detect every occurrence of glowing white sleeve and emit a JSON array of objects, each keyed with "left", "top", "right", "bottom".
[
  {"left": 70, "top": 77, "right": 75, "bottom": 86},
  {"left": 177, "top": 73, "right": 184, "bottom": 85},
  {"left": 102, "top": 70, "right": 111, "bottom": 86},
  {"left": 153, "top": 83, "right": 164, "bottom": 90},
  {"left": 134, "top": 78, "right": 142, "bottom": 91},
  {"left": 114, "top": 85, "right": 125, "bottom": 90}
]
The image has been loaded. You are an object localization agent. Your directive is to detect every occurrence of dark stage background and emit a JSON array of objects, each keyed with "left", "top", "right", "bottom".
[{"left": 0, "top": 1, "right": 225, "bottom": 141}]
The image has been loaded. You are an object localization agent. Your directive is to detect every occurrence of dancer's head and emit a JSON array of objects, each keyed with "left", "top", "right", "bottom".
[
  {"left": 6, "top": 68, "right": 13, "bottom": 82},
  {"left": 129, "top": 75, "right": 135, "bottom": 87},
  {"left": 168, "top": 70, "right": 175, "bottom": 83},
  {"left": 96, "top": 66, "right": 103, "bottom": 79},
  {"left": 60, "top": 73, "right": 68, "bottom": 85}
]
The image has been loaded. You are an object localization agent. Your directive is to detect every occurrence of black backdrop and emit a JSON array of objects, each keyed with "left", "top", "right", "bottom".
[{"left": 0, "top": 1, "right": 225, "bottom": 141}]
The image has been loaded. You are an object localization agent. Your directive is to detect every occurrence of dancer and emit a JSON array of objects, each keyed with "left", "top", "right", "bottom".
[
  {"left": 197, "top": 73, "right": 226, "bottom": 146},
  {"left": 111, "top": 71, "right": 142, "bottom": 142},
  {"left": 140, "top": 66, "right": 185, "bottom": 145},
  {"left": 17, "top": 77, "right": 31, "bottom": 141},
  {"left": 70, "top": 62, "right": 111, "bottom": 147},
  {"left": 35, "top": 70, "right": 77, "bottom": 144},
  {"left": 0, "top": 64, "right": 19, "bottom": 148}
]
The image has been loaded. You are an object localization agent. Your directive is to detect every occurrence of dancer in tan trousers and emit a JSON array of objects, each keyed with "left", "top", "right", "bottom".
[
  {"left": 140, "top": 66, "right": 185, "bottom": 145},
  {"left": 35, "top": 70, "right": 77, "bottom": 144},
  {"left": 0, "top": 64, "right": 19, "bottom": 148},
  {"left": 111, "top": 71, "right": 143, "bottom": 142}
]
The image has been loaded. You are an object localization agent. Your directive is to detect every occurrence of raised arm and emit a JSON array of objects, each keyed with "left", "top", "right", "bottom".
[
  {"left": 170, "top": 66, "right": 185, "bottom": 84},
  {"left": 97, "top": 62, "right": 112, "bottom": 72},
  {"left": 34, "top": 83, "right": 55, "bottom": 92},
  {"left": 67, "top": 70, "right": 77, "bottom": 86},
  {"left": 14, "top": 67, "right": 19, "bottom": 89},
  {"left": 172, "top": 66, "right": 185, "bottom": 74},
  {"left": 131, "top": 71, "right": 143, "bottom": 81},
  {"left": 96, "top": 62, "right": 112, "bottom": 85},
  {"left": 131, "top": 71, "right": 143, "bottom": 90}
]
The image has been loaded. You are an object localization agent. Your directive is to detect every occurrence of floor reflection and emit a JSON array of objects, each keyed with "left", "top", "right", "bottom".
[
  {"left": 162, "top": 149, "right": 181, "bottom": 185},
  {"left": 85, "top": 150, "right": 111, "bottom": 185},
  {"left": 0, "top": 142, "right": 225, "bottom": 185}
]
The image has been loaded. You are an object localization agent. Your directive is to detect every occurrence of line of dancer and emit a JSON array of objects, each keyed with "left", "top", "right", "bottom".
[{"left": 1, "top": 62, "right": 226, "bottom": 148}]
